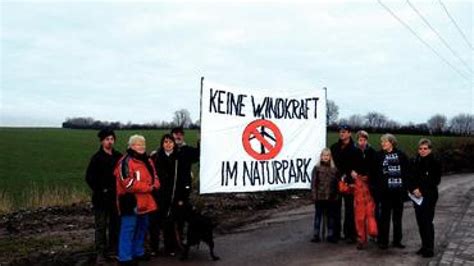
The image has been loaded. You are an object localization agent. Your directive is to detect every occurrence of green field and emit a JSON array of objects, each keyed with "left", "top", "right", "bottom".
[{"left": 0, "top": 128, "right": 465, "bottom": 209}]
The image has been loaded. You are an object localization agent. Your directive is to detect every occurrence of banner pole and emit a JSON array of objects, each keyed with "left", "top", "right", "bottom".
[
  {"left": 323, "top": 86, "right": 328, "bottom": 147},
  {"left": 323, "top": 87, "right": 327, "bottom": 123},
  {"left": 200, "top": 76, "right": 204, "bottom": 128},
  {"left": 198, "top": 76, "right": 204, "bottom": 195}
]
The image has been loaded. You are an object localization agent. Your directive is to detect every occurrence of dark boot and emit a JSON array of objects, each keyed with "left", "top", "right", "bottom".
[
  {"left": 310, "top": 235, "right": 321, "bottom": 243},
  {"left": 392, "top": 242, "right": 406, "bottom": 249}
]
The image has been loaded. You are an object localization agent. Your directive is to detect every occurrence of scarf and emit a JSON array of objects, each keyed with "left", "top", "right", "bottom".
[{"left": 127, "top": 148, "right": 155, "bottom": 179}]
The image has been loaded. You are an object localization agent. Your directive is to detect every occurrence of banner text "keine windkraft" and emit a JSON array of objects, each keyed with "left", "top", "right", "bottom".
[{"left": 209, "top": 89, "right": 320, "bottom": 120}]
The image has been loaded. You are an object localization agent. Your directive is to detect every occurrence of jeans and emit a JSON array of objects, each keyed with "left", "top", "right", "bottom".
[
  {"left": 314, "top": 201, "right": 336, "bottom": 238},
  {"left": 118, "top": 214, "right": 149, "bottom": 262}
]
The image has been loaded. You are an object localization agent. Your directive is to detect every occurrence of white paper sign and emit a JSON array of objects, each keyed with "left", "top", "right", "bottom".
[{"left": 408, "top": 192, "right": 424, "bottom": 206}]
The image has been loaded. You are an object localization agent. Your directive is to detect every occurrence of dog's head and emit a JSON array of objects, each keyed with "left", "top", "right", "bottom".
[{"left": 180, "top": 203, "right": 217, "bottom": 228}]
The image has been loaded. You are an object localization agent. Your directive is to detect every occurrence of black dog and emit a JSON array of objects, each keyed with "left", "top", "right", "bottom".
[{"left": 180, "top": 205, "right": 220, "bottom": 261}]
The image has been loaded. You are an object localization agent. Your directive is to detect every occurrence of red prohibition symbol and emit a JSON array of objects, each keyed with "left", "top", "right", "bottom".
[{"left": 242, "top": 119, "right": 283, "bottom": 161}]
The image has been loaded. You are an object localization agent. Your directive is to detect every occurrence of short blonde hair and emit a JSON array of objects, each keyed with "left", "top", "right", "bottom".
[
  {"left": 356, "top": 130, "right": 369, "bottom": 140},
  {"left": 380, "top": 133, "right": 397, "bottom": 148},
  {"left": 128, "top": 134, "right": 146, "bottom": 148}
]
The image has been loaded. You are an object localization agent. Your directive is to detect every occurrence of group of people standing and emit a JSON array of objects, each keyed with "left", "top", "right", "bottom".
[
  {"left": 86, "top": 127, "right": 199, "bottom": 265},
  {"left": 311, "top": 125, "right": 442, "bottom": 258},
  {"left": 85, "top": 124, "right": 442, "bottom": 265}
]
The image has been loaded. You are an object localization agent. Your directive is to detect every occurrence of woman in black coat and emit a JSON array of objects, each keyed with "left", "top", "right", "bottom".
[
  {"left": 149, "top": 134, "right": 181, "bottom": 256},
  {"left": 408, "top": 138, "right": 442, "bottom": 258}
]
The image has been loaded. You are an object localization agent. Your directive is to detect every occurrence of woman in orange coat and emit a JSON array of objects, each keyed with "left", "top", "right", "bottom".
[{"left": 115, "top": 134, "right": 160, "bottom": 264}]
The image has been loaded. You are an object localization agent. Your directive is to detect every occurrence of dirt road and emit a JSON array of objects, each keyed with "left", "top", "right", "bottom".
[{"left": 145, "top": 174, "right": 474, "bottom": 266}]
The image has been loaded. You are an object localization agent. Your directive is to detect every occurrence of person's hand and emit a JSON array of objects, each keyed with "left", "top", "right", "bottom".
[
  {"left": 178, "top": 201, "right": 184, "bottom": 206},
  {"left": 349, "top": 184, "right": 355, "bottom": 188},
  {"left": 413, "top": 188, "right": 422, "bottom": 198}
]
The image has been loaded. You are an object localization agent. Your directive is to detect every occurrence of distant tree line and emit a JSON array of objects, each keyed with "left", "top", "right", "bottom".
[
  {"left": 62, "top": 109, "right": 200, "bottom": 130},
  {"left": 63, "top": 102, "right": 472, "bottom": 136},
  {"left": 326, "top": 101, "right": 472, "bottom": 136}
]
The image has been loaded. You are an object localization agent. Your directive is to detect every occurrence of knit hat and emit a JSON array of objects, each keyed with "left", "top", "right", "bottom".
[{"left": 97, "top": 128, "right": 116, "bottom": 141}]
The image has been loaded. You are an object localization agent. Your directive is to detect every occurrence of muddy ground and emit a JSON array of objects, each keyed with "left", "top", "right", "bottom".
[{"left": 0, "top": 191, "right": 311, "bottom": 265}]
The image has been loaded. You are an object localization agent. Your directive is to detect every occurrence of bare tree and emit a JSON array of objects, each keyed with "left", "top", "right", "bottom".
[
  {"left": 427, "top": 114, "right": 447, "bottom": 134},
  {"left": 416, "top": 123, "right": 429, "bottom": 132},
  {"left": 449, "top": 113, "right": 473, "bottom": 135},
  {"left": 172, "top": 109, "right": 192, "bottom": 128},
  {"left": 338, "top": 118, "right": 349, "bottom": 126},
  {"left": 347, "top": 114, "right": 365, "bottom": 128},
  {"left": 327, "top": 100, "right": 339, "bottom": 126},
  {"left": 385, "top": 119, "right": 401, "bottom": 130},
  {"left": 364, "top": 112, "right": 388, "bottom": 128}
]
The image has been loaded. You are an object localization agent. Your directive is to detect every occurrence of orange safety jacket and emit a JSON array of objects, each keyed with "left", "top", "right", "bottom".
[{"left": 115, "top": 154, "right": 160, "bottom": 215}]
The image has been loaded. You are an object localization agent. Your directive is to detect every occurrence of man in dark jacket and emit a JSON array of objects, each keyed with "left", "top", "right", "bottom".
[
  {"left": 85, "top": 128, "right": 122, "bottom": 263},
  {"left": 171, "top": 127, "right": 200, "bottom": 242},
  {"left": 407, "top": 138, "right": 442, "bottom": 258},
  {"left": 150, "top": 134, "right": 180, "bottom": 256},
  {"left": 330, "top": 124, "right": 360, "bottom": 243},
  {"left": 171, "top": 127, "right": 200, "bottom": 204}
]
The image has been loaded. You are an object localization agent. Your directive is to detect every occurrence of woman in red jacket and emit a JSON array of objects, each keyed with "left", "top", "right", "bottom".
[{"left": 115, "top": 134, "right": 160, "bottom": 265}]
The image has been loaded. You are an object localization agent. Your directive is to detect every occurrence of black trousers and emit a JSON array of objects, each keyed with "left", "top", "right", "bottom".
[
  {"left": 334, "top": 195, "right": 356, "bottom": 240},
  {"left": 343, "top": 194, "right": 356, "bottom": 240},
  {"left": 334, "top": 197, "right": 342, "bottom": 240},
  {"left": 94, "top": 207, "right": 119, "bottom": 256},
  {"left": 414, "top": 197, "right": 437, "bottom": 252},
  {"left": 379, "top": 195, "right": 404, "bottom": 245},
  {"left": 149, "top": 210, "right": 161, "bottom": 252},
  {"left": 374, "top": 199, "right": 381, "bottom": 229},
  {"left": 149, "top": 208, "right": 180, "bottom": 253}
]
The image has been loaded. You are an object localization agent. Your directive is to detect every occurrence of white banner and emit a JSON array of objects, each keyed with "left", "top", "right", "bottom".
[{"left": 199, "top": 80, "right": 327, "bottom": 194}]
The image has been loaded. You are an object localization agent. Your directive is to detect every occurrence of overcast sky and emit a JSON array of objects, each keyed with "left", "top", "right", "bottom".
[{"left": 1, "top": 0, "right": 472, "bottom": 127}]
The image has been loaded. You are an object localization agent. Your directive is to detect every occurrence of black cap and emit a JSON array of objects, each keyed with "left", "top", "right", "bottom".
[
  {"left": 98, "top": 128, "right": 116, "bottom": 141},
  {"left": 171, "top": 127, "right": 184, "bottom": 134},
  {"left": 338, "top": 124, "right": 352, "bottom": 131}
]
